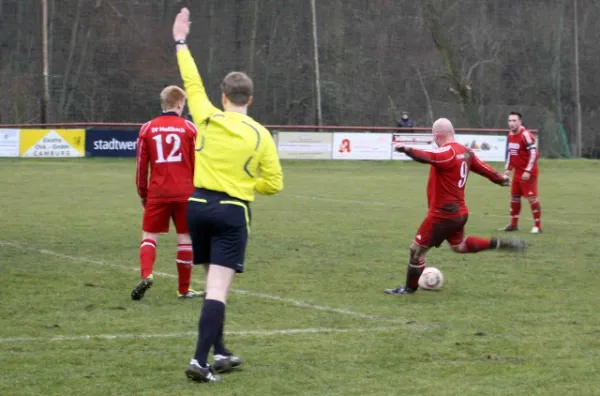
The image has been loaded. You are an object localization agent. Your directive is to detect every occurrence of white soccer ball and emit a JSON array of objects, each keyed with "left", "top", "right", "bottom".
[{"left": 418, "top": 267, "right": 444, "bottom": 290}]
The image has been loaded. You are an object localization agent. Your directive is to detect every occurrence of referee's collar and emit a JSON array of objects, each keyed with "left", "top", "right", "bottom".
[{"left": 161, "top": 111, "right": 180, "bottom": 117}]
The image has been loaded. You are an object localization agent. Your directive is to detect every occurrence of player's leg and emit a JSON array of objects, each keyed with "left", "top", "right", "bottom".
[
  {"left": 131, "top": 202, "right": 170, "bottom": 300},
  {"left": 185, "top": 198, "right": 220, "bottom": 383},
  {"left": 384, "top": 216, "right": 433, "bottom": 295},
  {"left": 175, "top": 233, "right": 204, "bottom": 298},
  {"left": 525, "top": 176, "right": 542, "bottom": 233},
  {"left": 130, "top": 231, "right": 159, "bottom": 300},
  {"left": 209, "top": 203, "right": 249, "bottom": 374},
  {"left": 173, "top": 201, "right": 203, "bottom": 298},
  {"left": 500, "top": 179, "right": 521, "bottom": 231},
  {"left": 140, "top": 232, "right": 159, "bottom": 278},
  {"left": 186, "top": 199, "right": 249, "bottom": 383},
  {"left": 187, "top": 264, "right": 237, "bottom": 383},
  {"left": 451, "top": 215, "right": 526, "bottom": 253},
  {"left": 407, "top": 242, "right": 429, "bottom": 290},
  {"left": 186, "top": 199, "right": 212, "bottom": 274},
  {"left": 451, "top": 215, "right": 491, "bottom": 253}
]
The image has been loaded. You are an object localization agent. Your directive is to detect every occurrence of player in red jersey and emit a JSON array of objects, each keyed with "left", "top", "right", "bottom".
[
  {"left": 385, "top": 118, "right": 526, "bottom": 295},
  {"left": 131, "top": 85, "right": 202, "bottom": 301},
  {"left": 499, "top": 112, "right": 542, "bottom": 234}
]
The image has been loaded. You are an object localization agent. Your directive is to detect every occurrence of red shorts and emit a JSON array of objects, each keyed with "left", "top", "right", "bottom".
[
  {"left": 511, "top": 175, "right": 538, "bottom": 198},
  {"left": 142, "top": 201, "right": 189, "bottom": 234},
  {"left": 414, "top": 214, "right": 468, "bottom": 248}
]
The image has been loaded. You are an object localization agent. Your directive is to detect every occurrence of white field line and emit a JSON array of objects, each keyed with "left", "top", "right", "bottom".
[
  {"left": 0, "top": 241, "right": 427, "bottom": 327},
  {"left": 285, "top": 193, "right": 583, "bottom": 226},
  {"left": 0, "top": 327, "right": 399, "bottom": 344}
]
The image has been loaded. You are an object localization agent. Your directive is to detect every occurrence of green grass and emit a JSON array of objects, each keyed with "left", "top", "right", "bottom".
[{"left": 1, "top": 158, "right": 600, "bottom": 396}]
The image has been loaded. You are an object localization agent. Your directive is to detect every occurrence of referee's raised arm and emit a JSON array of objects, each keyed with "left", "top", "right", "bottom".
[
  {"left": 172, "top": 9, "right": 218, "bottom": 123},
  {"left": 172, "top": 7, "right": 283, "bottom": 384}
]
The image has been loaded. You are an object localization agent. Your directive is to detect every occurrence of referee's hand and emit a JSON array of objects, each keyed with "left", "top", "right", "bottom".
[{"left": 173, "top": 8, "right": 191, "bottom": 41}]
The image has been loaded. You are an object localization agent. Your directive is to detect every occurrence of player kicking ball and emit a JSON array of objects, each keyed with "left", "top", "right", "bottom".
[
  {"left": 131, "top": 86, "right": 203, "bottom": 301},
  {"left": 499, "top": 112, "right": 543, "bottom": 234},
  {"left": 385, "top": 118, "right": 527, "bottom": 296}
]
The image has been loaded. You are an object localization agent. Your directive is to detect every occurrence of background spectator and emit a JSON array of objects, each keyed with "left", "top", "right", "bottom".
[{"left": 396, "top": 111, "right": 414, "bottom": 132}]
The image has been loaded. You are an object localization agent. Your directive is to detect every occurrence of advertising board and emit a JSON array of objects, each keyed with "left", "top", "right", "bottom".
[{"left": 332, "top": 133, "right": 392, "bottom": 160}]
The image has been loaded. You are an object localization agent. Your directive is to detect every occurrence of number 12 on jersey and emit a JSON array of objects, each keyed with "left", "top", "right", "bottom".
[{"left": 153, "top": 133, "right": 182, "bottom": 163}]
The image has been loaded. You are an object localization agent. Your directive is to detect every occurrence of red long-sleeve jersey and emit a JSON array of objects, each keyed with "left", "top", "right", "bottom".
[
  {"left": 136, "top": 112, "right": 197, "bottom": 203},
  {"left": 403, "top": 142, "right": 506, "bottom": 218},
  {"left": 505, "top": 127, "right": 539, "bottom": 177}
]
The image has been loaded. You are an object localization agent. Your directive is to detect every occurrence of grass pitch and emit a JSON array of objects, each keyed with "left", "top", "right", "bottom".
[{"left": 1, "top": 158, "right": 600, "bottom": 396}]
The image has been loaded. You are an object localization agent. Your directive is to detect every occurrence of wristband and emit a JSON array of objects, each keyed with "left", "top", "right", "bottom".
[{"left": 175, "top": 39, "right": 187, "bottom": 46}]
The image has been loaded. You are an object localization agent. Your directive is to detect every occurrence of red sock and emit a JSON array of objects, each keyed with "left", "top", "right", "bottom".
[
  {"left": 140, "top": 239, "right": 157, "bottom": 279},
  {"left": 530, "top": 199, "right": 542, "bottom": 229},
  {"left": 406, "top": 259, "right": 425, "bottom": 290},
  {"left": 510, "top": 198, "right": 521, "bottom": 227},
  {"left": 455, "top": 236, "right": 493, "bottom": 254},
  {"left": 176, "top": 243, "right": 193, "bottom": 295}
]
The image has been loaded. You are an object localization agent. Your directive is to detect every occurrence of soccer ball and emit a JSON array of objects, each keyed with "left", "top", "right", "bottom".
[{"left": 418, "top": 267, "right": 444, "bottom": 290}]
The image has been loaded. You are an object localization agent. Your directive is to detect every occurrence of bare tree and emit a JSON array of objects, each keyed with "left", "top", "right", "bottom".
[{"left": 1, "top": 0, "right": 599, "bottom": 156}]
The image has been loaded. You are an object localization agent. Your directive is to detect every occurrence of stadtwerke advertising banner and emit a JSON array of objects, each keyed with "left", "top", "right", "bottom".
[{"left": 85, "top": 129, "right": 139, "bottom": 157}]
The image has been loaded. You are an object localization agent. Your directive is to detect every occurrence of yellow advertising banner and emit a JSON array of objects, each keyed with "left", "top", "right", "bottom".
[{"left": 19, "top": 129, "right": 86, "bottom": 158}]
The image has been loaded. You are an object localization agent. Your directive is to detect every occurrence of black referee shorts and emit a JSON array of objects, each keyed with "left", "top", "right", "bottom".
[{"left": 186, "top": 188, "right": 250, "bottom": 273}]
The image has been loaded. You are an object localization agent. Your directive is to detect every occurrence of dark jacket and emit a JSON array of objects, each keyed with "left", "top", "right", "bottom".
[{"left": 396, "top": 118, "right": 414, "bottom": 132}]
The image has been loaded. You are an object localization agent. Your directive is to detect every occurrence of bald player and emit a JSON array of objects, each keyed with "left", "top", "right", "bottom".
[{"left": 385, "top": 118, "right": 527, "bottom": 295}]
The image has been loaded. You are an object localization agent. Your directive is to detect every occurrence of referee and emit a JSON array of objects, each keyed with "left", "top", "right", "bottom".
[{"left": 173, "top": 8, "right": 284, "bottom": 383}]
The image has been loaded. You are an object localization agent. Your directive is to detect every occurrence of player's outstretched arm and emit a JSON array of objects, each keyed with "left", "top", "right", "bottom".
[
  {"left": 173, "top": 8, "right": 219, "bottom": 123},
  {"left": 255, "top": 130, "right": 284, "bottom": 195},
  {"left": 470, "top": 151, "right": 509, "bottom": 186},
  {"left": 395, "top": 146, "right": 435, "bottom": 164},
  {"left": 395, "top": 145, "right": 453, "bottom": 167}
]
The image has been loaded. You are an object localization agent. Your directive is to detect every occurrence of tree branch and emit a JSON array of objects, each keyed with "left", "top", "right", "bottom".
[{"left": 465, "top": 59, "right": 496, "bottom": 84}]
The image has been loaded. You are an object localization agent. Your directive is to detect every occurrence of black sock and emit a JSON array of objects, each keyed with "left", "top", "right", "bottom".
[
  {"left": 213, "top": 319, "right": 229, "bottom": 356},
  {"left": 193, "top": 299, "right": 225, "bottom": 366}
]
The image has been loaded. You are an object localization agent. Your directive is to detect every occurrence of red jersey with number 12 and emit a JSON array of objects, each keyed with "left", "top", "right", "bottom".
[
  {"left": 412, "top": 142, "right": 505, "bottom": 218},
  {"left": 136, "top": 112, "right": 197, "bottom": 203},
  {"left": 506, "top": 127, "right": 538, "bottom": 177}
]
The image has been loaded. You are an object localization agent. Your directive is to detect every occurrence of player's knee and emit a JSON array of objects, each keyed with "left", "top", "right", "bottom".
[
  {"left": 409, "top": 244, "right": 426, "bottom": 265},
  {"left": 204, "top": 265, "right": 236, "bottom": 303},
  {"left": 408, "top": 245, "right": 418, "bottom": 262},
  {"left": 205, "top": 288, "right": 228, "bottom": 303},
  {"left": 450, "top": 244, "right": 462, "bottom": 253},
  {"left": 527, "top": 196, "right": 538, "bottom": 204},
  {"left": 177, "top": 233, "right": 192, "bottom": 245},
  {"left": 511, "top": 195, "right": 521, "bottom": 203},
  {"left": 142, "top": 232, "right": 159, "bottom": 242},
  {"left": 205, "top": 275, "right": 228, "bottom": 303}
]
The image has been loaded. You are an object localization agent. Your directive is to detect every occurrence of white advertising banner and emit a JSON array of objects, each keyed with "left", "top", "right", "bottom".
[
  {"left": 277, "top": 132, "right": 333, "bottom": 159},
  {"left": 455, "top": 134, "right": 507, "bottom": 162},
  {"left": 392, "top": 133, "right": 434, "bottom": 160},
  {"left": 332, "top": 132, "right": 392, "bottom": 160},
  {"left": 0, "top": 129, "right": 20, "bottom": 157}
]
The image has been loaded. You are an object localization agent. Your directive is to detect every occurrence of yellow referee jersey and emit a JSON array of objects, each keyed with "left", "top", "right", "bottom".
[{"left": 176, "top": 49, "right": 283, "bottom": 202}]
